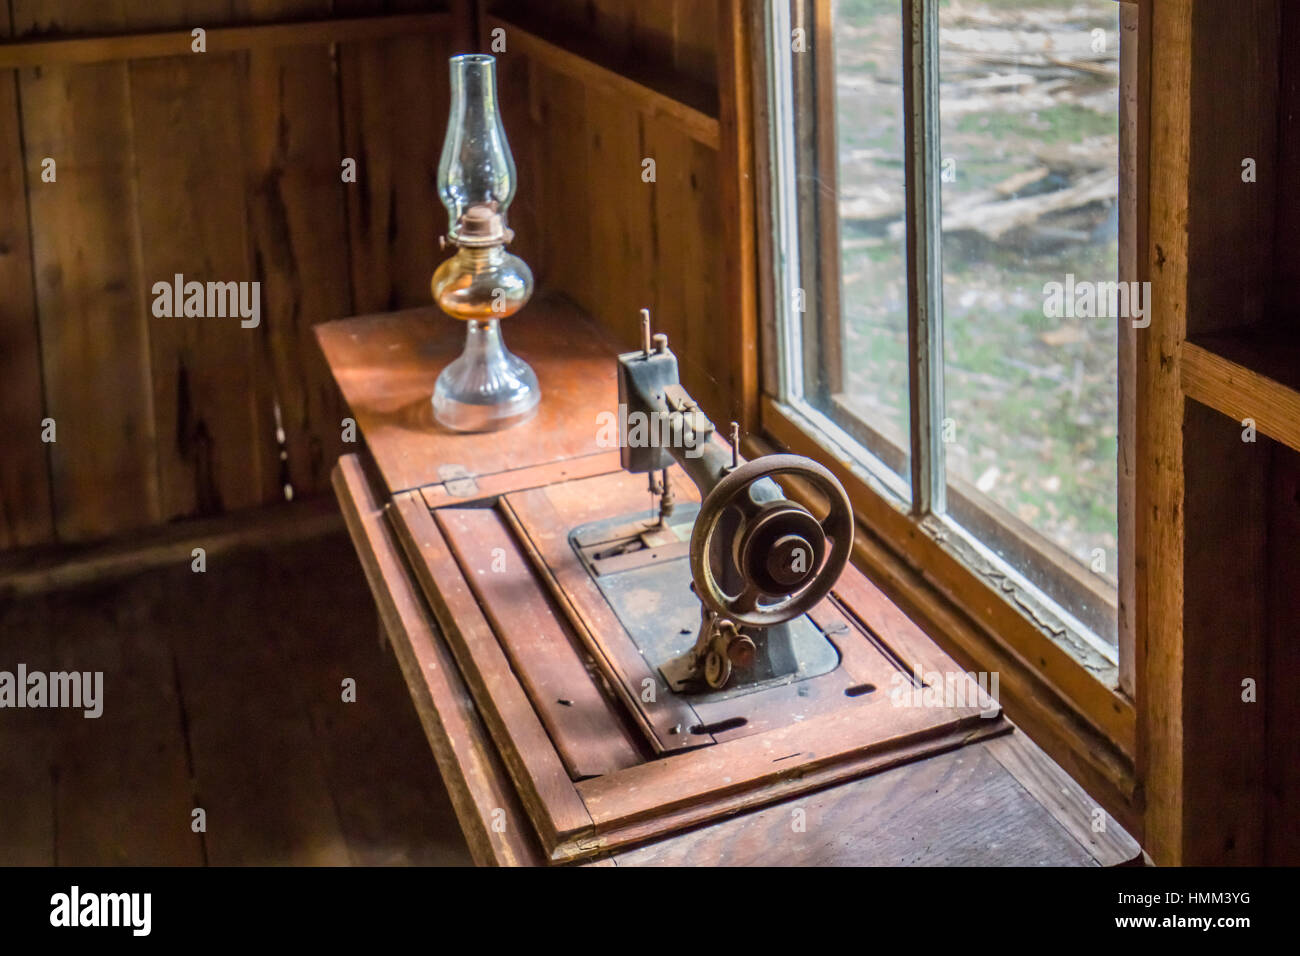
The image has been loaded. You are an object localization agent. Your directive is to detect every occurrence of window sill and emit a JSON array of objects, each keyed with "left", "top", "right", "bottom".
[{"left": 755, "top": 395, "right": 1140, "bottom": 835}]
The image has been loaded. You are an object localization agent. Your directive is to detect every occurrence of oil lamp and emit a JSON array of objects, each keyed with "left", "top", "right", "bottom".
[{"left": 430, "top": 53, "right": 539, "bottom": 432}]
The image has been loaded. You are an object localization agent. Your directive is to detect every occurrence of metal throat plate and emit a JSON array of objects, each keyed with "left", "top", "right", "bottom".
[{"left": 569, "top": 504, "right": 840, "bottom": 703}]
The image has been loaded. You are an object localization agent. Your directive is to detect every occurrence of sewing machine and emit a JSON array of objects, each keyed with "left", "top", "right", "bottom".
[
  {"left": 574, "top": 311, "right": 853, "bottom": 703},
  {"left": 313, "top": 299, "right": 1143, "bottom": 866}
]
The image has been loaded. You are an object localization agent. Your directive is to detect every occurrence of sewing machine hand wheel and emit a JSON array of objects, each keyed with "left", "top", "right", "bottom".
[{"left": 689, "top": 454, "right": 853, "bottom": 629}]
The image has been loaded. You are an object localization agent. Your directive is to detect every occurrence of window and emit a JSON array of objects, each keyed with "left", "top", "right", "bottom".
[{"left": 761, "top": 0, "right": 1130, "bottom": 680}]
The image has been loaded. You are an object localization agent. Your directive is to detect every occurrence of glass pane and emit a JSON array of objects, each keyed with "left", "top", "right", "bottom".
[
  {"left": 792, "top": 0, "right": 910, "bottom": 487},
  {"left": 937, "top": 0, "right": 1120, "bottom": 642}
]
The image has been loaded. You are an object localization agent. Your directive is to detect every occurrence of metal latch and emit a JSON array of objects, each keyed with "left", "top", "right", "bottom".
[{"left": 437, "top": 464, "right": 479, "bottom": 497}]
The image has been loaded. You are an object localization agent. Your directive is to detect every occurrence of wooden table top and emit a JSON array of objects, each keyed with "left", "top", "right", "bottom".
[
  {"left": 318, "top": 301, "right": 1144, "bottom": 867},
  {"left": 315, "top": 295, "right": 624, "bottom": 495}
]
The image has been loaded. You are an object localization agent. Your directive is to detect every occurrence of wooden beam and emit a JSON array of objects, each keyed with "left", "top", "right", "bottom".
[
  {"left": 1142, "top": 0, "right": 1281, "bottom": 866},
  {"left": 0, "top": 13, "right": 452, "bottom": 68},
  {"left": 484, "top": 14, "right": 721, "bottom": 150},
  {"left": 717, "top": 0, "right": 760, "bottom": 430},
  {"left": 1182, "top": 336, "right": 1300, "bottom": 453},
  {"left": 1136, "top": 0, "right": 1191, "bottom": 867}
]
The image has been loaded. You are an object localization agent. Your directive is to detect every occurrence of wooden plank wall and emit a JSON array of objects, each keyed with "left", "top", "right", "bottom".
[
  {"left": 1143, "top": 0, "right": 1299, "bottom": 864},
  {"left": 488, "top": 0, "right": 736, "bottom": 426},
  {"left": 0, "top": 0, "right": 455, "bottom": 549},
  {"left": 2, "top": 0, "right": 742, "bottom": 551},
  {"left": 0, "top": 8, "right": 53, "bottom": 548}
]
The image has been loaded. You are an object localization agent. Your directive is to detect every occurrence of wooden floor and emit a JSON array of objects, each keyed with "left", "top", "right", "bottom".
[{"left": 0, "top": 525, "right": 473, "bottom": 866}]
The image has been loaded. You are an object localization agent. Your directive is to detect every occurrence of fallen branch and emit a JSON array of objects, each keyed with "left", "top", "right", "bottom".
[{"left": 884, "top": 169, "right": 1116, "bottom": 241}]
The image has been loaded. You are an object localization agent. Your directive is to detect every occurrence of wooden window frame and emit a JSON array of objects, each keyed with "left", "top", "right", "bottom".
[{"left": 749, "top": 0, "right": 1146, "bottom": 826}]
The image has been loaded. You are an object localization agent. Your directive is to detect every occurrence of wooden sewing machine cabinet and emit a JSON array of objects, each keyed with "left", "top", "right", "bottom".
[{"left": 317, "top": 297, "right": 1140, "bottom": 867}]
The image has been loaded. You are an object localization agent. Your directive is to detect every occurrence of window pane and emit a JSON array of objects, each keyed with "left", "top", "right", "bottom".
[
  {"left": 938, "top": 0, "right": 1120, "bottom": 642},
  {"left": 788, "top": 0, "right": 910, "bottom": 488},
  {"left": 830, "top": 0, "right": 910, "bottom": 481}
]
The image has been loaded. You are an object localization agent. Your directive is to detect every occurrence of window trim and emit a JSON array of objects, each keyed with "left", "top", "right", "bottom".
[{"left": 750, "top": 0, "right": 1143, "bottom": 803}]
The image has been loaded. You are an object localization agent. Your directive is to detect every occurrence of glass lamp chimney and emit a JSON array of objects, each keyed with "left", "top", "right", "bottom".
[
  {"left": 430, "top": 54, "right": 539, "bottom": 433},
  {"left": 438, "top": 53, "right": 517, "bottom": 240}
]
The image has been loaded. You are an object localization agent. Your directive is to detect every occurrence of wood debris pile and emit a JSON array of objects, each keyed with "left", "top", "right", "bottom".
[{"left": 839, "top": 4, "right": 1120, "bottom": 246}]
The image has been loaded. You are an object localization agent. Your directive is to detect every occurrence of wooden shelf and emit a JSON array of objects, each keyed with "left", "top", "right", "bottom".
[
  {"left": 0, "top": 13, "right": 450, "bottom": 68},
  {"left": 1182, "top": 328, "right": 1300, "bottom": 452},
  {"left": 485, "top": 13, "right": 721, "bottom": 150}
]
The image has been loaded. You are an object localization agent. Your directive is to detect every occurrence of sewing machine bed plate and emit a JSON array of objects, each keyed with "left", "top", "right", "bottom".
[
  {"left": 385, "top": 465, "right": 1006, "bottom": 863},
  {"left": 570, "top": 502, "right": 841, "bottom": 703}
]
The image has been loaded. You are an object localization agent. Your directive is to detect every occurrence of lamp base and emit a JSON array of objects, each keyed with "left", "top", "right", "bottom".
[{"left": 432, "top": 318, "right": 540, "bottom": 432}]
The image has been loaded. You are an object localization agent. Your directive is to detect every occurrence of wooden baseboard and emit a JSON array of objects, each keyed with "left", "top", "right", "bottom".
[{"left": 0, "top": 495, "right": 343, "bottom": 597}]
